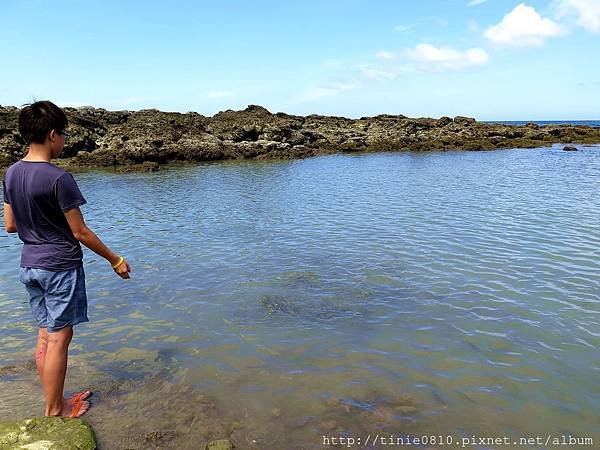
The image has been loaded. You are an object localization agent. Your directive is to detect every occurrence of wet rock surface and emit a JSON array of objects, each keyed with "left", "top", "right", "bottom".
[
  {"left": 2, "top": 105, "right": 599, "bottom": 170},
  {"left": 0, "top": 416, "right": 96, "bottom": 449}
]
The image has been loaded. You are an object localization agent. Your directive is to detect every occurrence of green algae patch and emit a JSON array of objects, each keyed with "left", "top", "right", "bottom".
[
  {"left": 0, "top": 417, "right": 95, "bottom": 450},
  {"left": 206, "top": 439, "right": 235, "bottom": 450}
]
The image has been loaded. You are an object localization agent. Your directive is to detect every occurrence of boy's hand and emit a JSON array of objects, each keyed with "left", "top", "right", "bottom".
[
  {"left": 112, "top": 257, "right": 131, "bottom": 279},
  {"left": 65, "top": 208, "right": 131, "bottom": 279}
]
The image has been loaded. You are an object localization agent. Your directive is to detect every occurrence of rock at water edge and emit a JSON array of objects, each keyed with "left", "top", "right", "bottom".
[{"left": 0, "top": 417, "right": 96, "bottom": 450}]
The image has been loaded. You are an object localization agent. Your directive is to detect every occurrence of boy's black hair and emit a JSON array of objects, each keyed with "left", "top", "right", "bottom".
[{"left": 19, "top": 100, "right": 68, "bottom": 145}]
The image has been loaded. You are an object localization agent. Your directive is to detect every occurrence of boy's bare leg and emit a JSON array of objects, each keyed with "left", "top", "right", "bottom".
[
  {"left": 43, "top": 326, "right": 89, "bottom": 417},
  {"left": 35, "top": 327, "right": 48, "bottom": 382},
  {"left": 36, "top": 326, "right": 91, "bottom": 410}
]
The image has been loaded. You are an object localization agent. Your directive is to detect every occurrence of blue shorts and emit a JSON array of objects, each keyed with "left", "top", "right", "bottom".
[{"left": 19, "top": 266, "right": 89, "bottom": 333}]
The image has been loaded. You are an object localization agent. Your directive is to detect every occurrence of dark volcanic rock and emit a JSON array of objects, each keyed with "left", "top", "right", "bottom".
[
  {"left": 0, "top": 106, "right": 24, "bottom": 165},
  {"left": 1, "top": 105, "right": 599, "bottom": 169},
  {"left": 453, "top": 115, "right": 476, "bottom": 125},
  {"left": 115, "top": 161, "right": 160, "bottom": 173}
]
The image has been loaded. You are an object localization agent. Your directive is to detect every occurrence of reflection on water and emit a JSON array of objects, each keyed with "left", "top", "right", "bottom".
[{"left": 1, "top": 145, "right": 599, "bottom": 449}]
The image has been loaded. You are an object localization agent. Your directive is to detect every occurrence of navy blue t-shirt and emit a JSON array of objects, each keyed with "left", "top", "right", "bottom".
[{"left": 3, "top": 160, "right": 87, "bottom": 271}]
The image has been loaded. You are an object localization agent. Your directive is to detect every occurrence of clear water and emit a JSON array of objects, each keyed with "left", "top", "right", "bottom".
[
  {"left": 484, "top": 120, "right": 600, "bottom": 127},
  {"left": 1, "top": 143, "right": 599, "bottom": 449}
]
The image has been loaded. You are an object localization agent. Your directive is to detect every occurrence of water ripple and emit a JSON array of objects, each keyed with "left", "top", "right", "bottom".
[{"left": 1, "top": 147, "right": 599, "bottom": 445}]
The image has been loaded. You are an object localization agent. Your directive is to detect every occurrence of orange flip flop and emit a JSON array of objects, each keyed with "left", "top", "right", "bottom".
[
  {"left": 67, "top": 390, "right": 92, "bottom": 403},
  {"left": 69, "top": 400, "right": 88, "bottom": 418}
]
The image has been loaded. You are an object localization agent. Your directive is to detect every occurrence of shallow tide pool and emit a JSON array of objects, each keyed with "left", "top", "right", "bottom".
[{"left": 1, "top": 145, "right": 599, "bottom": 449}]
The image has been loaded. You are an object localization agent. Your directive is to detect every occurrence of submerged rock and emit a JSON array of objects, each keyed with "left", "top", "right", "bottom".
[
  {"left": 206, "top": 438, "right": 235, "bottom": 450},
  {"left": 114, "top": 161, "right": 160, "bottom": 173},
  {"left": 259, "top": 295, "right": 299, "bottom": 316},
  {"left": 0, "top": 417, "right": 96, "bottom": 449}
]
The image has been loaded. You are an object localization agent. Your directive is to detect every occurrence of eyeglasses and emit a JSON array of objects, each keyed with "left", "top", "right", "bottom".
[{"left": 58, "top": 130, "right": 71, "bottom": 141}]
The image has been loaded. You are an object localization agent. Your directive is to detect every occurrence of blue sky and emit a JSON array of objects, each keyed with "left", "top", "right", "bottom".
[{"left": 0, "top": 0, "right": 599, "bottom": 119}]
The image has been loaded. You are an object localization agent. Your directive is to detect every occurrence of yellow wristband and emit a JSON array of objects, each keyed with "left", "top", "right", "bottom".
[{"left": 112, "top": 256, "right": 124, "bottom": 269}]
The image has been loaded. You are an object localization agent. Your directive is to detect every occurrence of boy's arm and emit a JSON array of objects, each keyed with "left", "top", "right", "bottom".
[
  {"left": 3, "top": 202, "right": 17, "bottom": 233},
  {"left": 64, "top": 206, "right": 131, "bottom": 278}
]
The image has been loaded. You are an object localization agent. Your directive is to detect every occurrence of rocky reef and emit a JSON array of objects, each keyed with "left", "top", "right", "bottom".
[
  {"left": 0, "top": 416, "right": 236, "bottom": 449},
  {"left": 0, "top": 417, "right": 95, "bottom": 449},
  {"left": 1, "top": 104, "right": 599, "bottom": 170}
]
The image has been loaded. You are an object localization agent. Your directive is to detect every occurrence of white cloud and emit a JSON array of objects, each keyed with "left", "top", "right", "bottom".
[
  {"left": 336, "top": 82, "right": 360, "bottom": 92},
  {"left": 394, "top": 23, "right": 418, "bottom": 33},
  {"left": 359, "top": 66, "right": 403, "bottom": 81},
  {"left": 552, "top": 0, "right": 600, "bottom": 33},
  {"left": 375, "top": 50, "right": 395, "bottom": 60},
  {"left": 404, "top": 44, "right": 489, "bottom": 70},
  {"left": 484, "top": 3, "right": 567, "bottom": 46},
  {"left": 468, "top": 0, "right": 489, "bottom": 6},
  {"left": 299, "top": 41, "right": 489, "bottom": 102}
]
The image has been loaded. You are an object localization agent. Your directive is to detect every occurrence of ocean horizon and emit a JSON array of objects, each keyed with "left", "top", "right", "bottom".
[{"left": 483, "top": 120, "right": 600, "bottom": 127}]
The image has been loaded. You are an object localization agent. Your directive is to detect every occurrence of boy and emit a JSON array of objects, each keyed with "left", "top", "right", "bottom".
[{"left": 2, "top": 100, "right": 131, "bottom": 418}]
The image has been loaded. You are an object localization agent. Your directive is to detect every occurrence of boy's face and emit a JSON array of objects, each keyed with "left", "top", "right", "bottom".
[{"left": 47, "top": 129, "right": 66, "bottom": 158}]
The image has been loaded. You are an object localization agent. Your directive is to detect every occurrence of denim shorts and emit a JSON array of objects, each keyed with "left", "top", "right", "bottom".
[{"left": 19, "top": 265, "right": 89, "bottom": 333}]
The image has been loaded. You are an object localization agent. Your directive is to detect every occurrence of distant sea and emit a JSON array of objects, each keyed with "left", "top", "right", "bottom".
[{"left": 485, "top": 120, "right": 600, "bottom": 127}]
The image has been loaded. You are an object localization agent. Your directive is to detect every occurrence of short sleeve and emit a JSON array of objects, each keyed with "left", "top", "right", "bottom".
[
  {"left": 55, "top": 173, "right": 87, "bottom": 212},
  {"left": 2, "top": 179, "right": 9, "bottom": 204}
]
